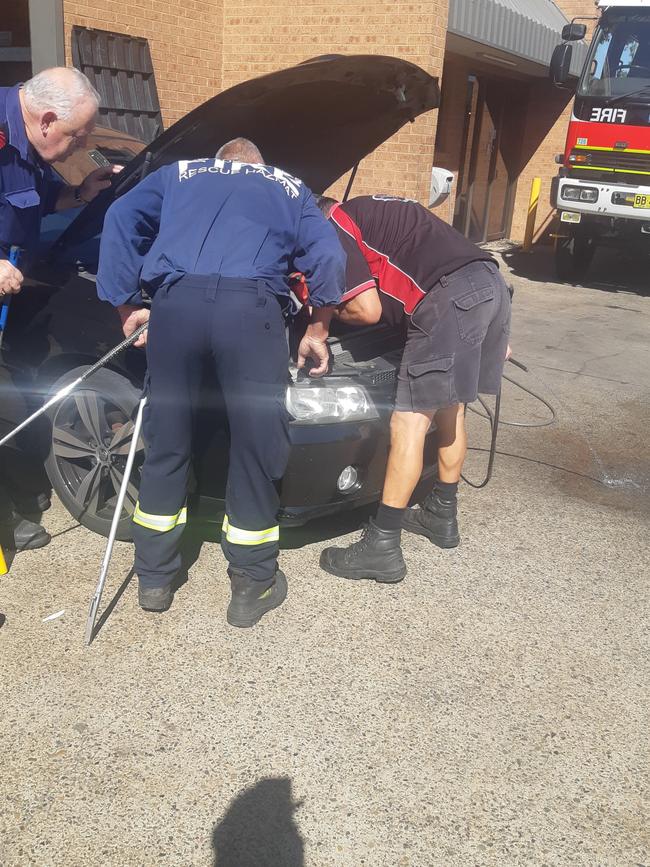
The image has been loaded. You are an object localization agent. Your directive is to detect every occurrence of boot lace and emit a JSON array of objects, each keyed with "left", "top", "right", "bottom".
[{"left": 342, "top": 523, "right": 373, "bottom": 561}]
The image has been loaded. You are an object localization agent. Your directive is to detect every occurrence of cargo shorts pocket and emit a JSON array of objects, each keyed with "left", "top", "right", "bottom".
[
  {"left": 406, "top": 356, "right": 454, "bottom": 409},
  {"left": 453, "top": 285, "right": 495, "bottom": 345}
]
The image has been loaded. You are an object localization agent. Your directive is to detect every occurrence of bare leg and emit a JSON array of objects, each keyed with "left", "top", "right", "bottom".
[
  {"left": 381, "top": 410, "right": 435, "bottom": 508},
  {"left": 399, "top": 403, "right": 464, "bottom": 549},
  {"left": 435, "top": 403, "right": 466, "bottom": 483}
]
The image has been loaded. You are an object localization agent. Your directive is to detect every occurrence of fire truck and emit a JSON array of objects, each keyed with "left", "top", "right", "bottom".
[{"left": 550, "top": 1, "right": 650, "bottom": 280}]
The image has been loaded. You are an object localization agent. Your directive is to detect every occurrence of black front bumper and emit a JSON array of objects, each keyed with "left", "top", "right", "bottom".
[{"left": 192, "top": 413, "right": 438, "bottom": 528}]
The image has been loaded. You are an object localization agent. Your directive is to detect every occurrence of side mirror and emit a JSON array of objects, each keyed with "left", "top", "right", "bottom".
[
  {"left": 561, "top": 22, "right": 587, "bottom": 41},
  {"left": 428, "top": 166, "right": 454, "bottom": 209},
  {"left": 550, "top": 43, "right": 573, "bottom": 86}
]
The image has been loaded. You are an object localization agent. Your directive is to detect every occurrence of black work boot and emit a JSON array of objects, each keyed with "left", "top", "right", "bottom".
[
  {"left": 320, "top": 519, "right": 406, "bottom": 583},
  {"left": 227, "top": 568, "right": 288, "bottom": 628},
  {"left": 138, "top": 584, "right": 173, "bottom": 612},
  {"left": 13, "top": 516, "right": 51, "bottom": 552},
  {"left": 402, "top": 491, "right": 460, "bottom": 549}
]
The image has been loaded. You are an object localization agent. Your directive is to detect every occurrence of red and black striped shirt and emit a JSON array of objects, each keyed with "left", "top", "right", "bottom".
[{"left": 331, "top": 195, "right": 495, "bottom": 327}]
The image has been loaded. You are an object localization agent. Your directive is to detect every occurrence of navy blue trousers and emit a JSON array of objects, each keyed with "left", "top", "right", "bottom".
[{"left": 132, "top": 274, "right": 290, "bottom": 588}]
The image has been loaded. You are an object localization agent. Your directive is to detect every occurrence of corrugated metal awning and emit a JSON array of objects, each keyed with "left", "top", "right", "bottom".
[{"left": 448, "top": 0, "right": 589, "bottom": 75}]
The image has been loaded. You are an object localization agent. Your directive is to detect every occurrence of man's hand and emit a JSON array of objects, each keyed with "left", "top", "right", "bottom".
[
  {"left": 297, "top": 334, "right": 330, "bottom": 377},
  {"left": 297, "top": 306, "right": 334, "bottom": 377},
  {"left": 79, "top": 165, "right": 124, "bottom": 203},
  {"left": 0, "top": 259, "right": 24, "bottom": 296},
  {"left": 506, "top": 343, "right": 512, "bottom": 360},
  {"left": 118, "top": 304, "right": 149, "bottom": 347}
]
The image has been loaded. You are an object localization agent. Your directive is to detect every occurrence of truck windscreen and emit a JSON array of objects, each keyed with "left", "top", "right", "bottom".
[{"left": 578, "top": 12, "right": 650, "bottom": 101}]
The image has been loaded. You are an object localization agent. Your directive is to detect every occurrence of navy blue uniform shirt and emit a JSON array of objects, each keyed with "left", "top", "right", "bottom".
[
  {"left": 0, "top": 85, "right": 64, "bottom": 262},
  {"left": 97, "top": 158, "right": 346, "bottom": 308}
]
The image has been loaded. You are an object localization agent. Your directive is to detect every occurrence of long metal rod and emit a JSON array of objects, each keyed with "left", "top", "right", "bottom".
[
  {"left": 85, "top": 396, "right": 146, "bottom": 646},
  {"left": 0, "top": 322, "right": 148, "bottom": 449},
  {"left": 343, "top": 163, "right": 359, "bottom": 202}
]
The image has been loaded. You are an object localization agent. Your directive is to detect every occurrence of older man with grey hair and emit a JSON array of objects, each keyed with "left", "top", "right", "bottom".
[
  {"left": 0, "top": 67, "right": 118, "bottom": 551},
  {"left": 0, "top": 66, "right": 118, "bottom": 297}
]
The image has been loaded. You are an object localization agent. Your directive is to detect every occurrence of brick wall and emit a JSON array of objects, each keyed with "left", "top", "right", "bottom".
[
  {"left": 61, "top": 0, "right": 597, "bottom": 243},
  {"left": 220, "top": 1, "right": 448, "bottom": 201},
  {"left": 62, "top": 0, "right": 224, "bottom": 127}
]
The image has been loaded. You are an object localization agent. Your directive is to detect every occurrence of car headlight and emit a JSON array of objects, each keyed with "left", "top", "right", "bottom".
[
  {"left": 286, "top": 381, "right": 379, "bottom": 423},
  {"left": 561, "top": 185, "right": 598, "bottom": 203}
]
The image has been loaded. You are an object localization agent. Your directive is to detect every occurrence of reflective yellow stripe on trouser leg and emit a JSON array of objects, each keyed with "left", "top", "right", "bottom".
[
  {"left": 222, "top": 516, "right": 279, "bottom": 545},
  {"left": 133, "top": 502, "right": 188, "bottom": 532}
]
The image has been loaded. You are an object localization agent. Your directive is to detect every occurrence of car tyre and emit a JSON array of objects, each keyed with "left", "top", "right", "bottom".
[{"left": 44, "top": 366, "right": 144, "bottom": 540}]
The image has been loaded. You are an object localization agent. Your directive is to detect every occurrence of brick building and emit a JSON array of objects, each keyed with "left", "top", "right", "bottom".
[{"left": 4, "top": 0, "right": 596, "bottom": 243}]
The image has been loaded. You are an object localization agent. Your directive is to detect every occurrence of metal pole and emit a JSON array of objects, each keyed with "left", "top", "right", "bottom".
[
  {"left": 0, "top": 322, "right": 148, "bottom": 449},
  {"left": 85, "top": 396, "right": 146, "bottom": 646},
  {"left": 343, "top": 163, "right": 359, "bottom": 202}
]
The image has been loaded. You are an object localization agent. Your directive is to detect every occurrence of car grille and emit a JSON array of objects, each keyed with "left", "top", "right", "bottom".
[{"left": 366, "top": 368, "right": 396, "bottom": 385}]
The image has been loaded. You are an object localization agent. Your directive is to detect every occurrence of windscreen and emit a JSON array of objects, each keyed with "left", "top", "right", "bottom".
[{"left": 578, "top": 12, "right": 650, "bottom": 100}]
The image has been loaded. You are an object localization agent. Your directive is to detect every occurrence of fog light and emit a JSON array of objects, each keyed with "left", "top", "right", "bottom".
[{"left": 337, "top": 465, "right": 359, "bottom": 493}]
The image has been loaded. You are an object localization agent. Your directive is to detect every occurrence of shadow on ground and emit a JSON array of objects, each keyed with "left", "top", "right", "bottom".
[
  {"left": 212, "top": 777, "right": 304, "bottom": 867},
  {"left": 501, "top": 244, "right": 650, "bottom": 298}
]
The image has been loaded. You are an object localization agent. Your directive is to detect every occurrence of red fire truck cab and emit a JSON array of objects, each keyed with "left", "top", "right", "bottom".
[{"left": 550, "top": 1, "right": 650, "bottom": 281}]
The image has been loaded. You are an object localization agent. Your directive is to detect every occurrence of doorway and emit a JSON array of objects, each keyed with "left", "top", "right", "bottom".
[{"left": 453, "top": 74, "right": 527, "bottom": 243}]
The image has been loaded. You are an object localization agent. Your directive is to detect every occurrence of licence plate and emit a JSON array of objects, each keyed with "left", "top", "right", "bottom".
[
  {"left": 560, "top": 211, "right": 582, "bottom": 223},
  {"left": 633, "top": 194, "right": 650, "bottom": 209}
]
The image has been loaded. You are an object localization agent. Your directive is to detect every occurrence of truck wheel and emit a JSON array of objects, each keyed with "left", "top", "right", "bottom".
[
  {"left": 44, "top": 366, "right": 143, "bottom": 540},
  {"left": 555, "top": 232, "right": 596, "bottom": 283}
]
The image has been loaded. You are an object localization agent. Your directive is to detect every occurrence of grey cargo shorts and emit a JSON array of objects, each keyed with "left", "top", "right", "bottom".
[{"left": 395, "top": 260, "right": 511, "bottom": 413}]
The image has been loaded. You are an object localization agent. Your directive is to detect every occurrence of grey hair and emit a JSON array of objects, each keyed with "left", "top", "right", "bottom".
[
  {"left": 216, "top": 137, "right": 264, "bottom": 163},
  {"left": 23, "top": 67, "right": 100, "bottom": 121}
]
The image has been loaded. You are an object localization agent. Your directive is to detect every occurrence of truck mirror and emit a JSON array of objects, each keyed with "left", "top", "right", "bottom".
[
  {"left": 561, "top": 22, "right": 587, "bottom": 41},
  {"left": 550, "top": 43, "right": 573, "bottom": 86}
]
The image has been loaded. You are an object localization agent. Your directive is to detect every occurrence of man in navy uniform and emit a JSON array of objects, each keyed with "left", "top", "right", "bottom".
[
  {"left": 97, "top": 138, "right": 345, "bottom": 627},
  {"left": 0, "top": 67, "right": 119, "bottom": 550},
  {"left": 316, "top": 194, "right": 511, "bottom": 584}
]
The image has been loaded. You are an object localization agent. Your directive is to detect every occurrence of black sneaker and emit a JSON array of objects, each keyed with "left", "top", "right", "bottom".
[
  {"left": 320, "top": 519, "right": 406, "bottom": 583},
  {"left": 402, "top": 491, "right": 460, "bottom": 548},
  {"left": 227, "top": 568, "right": 288, "bottom": 628}
]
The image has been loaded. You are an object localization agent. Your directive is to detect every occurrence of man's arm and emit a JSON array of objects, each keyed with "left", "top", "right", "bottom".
[
  {"left": 55, "top": 166, "right": 123, "bottom": 211},
  {"left": 336, "top": 285, "right": 382, "bottom": 325},
  {"left": 327, "top": 219, "right": 379, "bottom": 326},
  {"left": 96, "top": 167, "right": 166, "bottom": 309},
  {"left": 293, "top": 193, "right": 346, "bottom": 376}
]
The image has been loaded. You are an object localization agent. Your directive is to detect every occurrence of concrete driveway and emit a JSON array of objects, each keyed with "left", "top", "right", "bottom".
[{"left": 1, "top": 247, "right": 648, "bottom": 866}]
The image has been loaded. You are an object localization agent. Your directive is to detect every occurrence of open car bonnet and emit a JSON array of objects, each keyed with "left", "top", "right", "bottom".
[{"left": 55, "top": 54, "right": 439, "bottom": 251}]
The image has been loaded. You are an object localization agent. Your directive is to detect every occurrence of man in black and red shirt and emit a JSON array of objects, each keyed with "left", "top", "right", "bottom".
[{"left": 317, "top": 194, "right": 511, "bottom": 583}]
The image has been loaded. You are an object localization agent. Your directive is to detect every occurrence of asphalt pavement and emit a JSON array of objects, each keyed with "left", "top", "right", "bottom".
[{"left": 0, "top": 245, "right": 648, "bottom": 866}]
